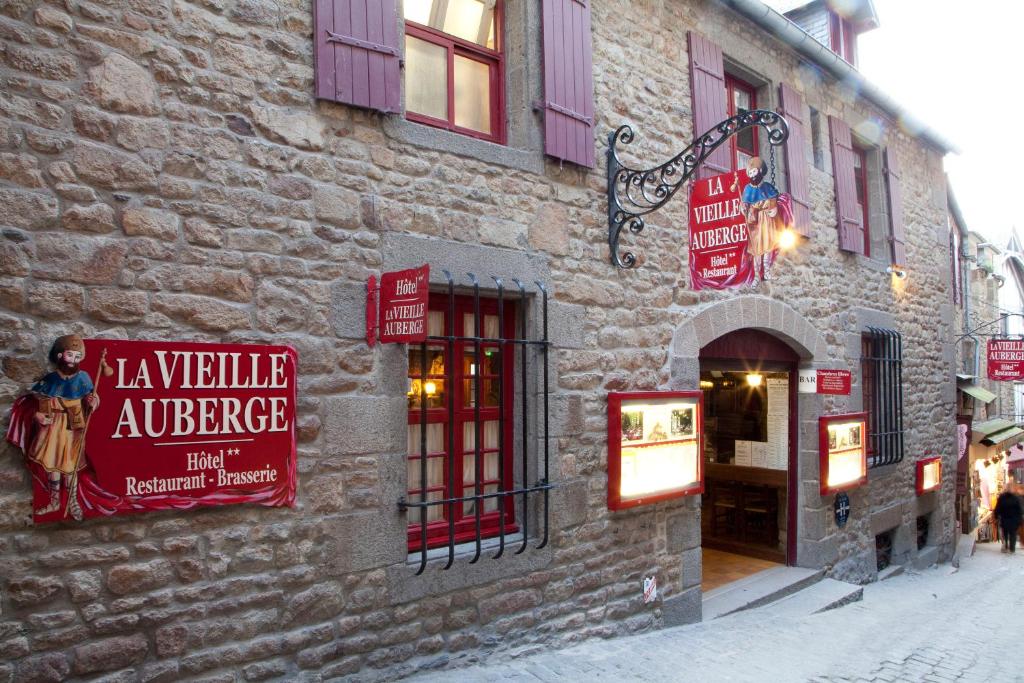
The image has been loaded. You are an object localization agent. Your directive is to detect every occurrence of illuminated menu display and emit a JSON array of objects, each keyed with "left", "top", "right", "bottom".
[
  {"left": 916, "top": 456, "right": 942, "bottom": 495},
  {"left": 608, "top": 391, "right": 703, "bottom": 510},
  {"left": 819, "top": 413, "right": 868, "bottom": 495}
]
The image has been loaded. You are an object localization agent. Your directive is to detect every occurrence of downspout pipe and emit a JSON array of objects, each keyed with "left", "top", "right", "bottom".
[{"left": 719, "top": 0, "right": 960, "bottom": 155}]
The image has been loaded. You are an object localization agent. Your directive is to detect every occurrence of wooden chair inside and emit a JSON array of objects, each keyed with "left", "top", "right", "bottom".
[
  {"left": 741, "top": 485, "right": 779, "bottom": 547},
  {"left": 710, "top": 481, "right": 740, "bottom": 537}
]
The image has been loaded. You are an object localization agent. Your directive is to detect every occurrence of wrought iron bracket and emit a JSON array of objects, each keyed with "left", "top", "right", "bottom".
[{"left": 607, "top": 109, "right": 790, "bottom": 268}]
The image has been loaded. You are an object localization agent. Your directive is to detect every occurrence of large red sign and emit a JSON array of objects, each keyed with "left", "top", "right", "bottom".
[
  {"left": 378, "top": 265, "right": 429, "bottom": 344},
  {"left": 817, "top": 369, "right": 852, "bottom": 395},
  {"left": 689, "top": 172, "right": 753, "bottom": 290},
  {"left": 6, "top": 338, "right": 297, "bottom": 523},
  {"left": 689, "top": 166, "right": 795, "bottom": 290},
  {"left": 987, "top": 339, "right": 1024, "bottom": 381}
]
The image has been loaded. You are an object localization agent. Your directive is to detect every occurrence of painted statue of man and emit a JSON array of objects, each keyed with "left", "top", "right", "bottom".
[
  {"left": 740, "top": 156, "right": 792, "bottom": 283},
  {"left": 7, "top": 335, "right": 98, "bottom": 519}
]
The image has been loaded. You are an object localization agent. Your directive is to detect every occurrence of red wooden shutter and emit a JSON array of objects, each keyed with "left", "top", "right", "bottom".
[
  {"left": 828, "top": 116, "right": 864, "bottom": 253},
  {"left": 884, "top": 148, "right": 907, "bottom": 267},
  {"left": 314, "top": 0, "right": 400, "bottom": 113},
  {"left": 541, "top": 0, "right": 595, "bottom": 168},
  {"left": 687, "top": 31, "right": 730, "bottom": 179},
  {"left": 778, "top": 83, "right": 811, "bottom": 238}
]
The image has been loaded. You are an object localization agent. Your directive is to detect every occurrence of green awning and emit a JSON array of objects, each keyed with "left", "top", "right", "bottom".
[
  {"left": 973, "top": 418, "right": 1016, "bottom": 438},
  {"left": 960, "top": 384, "right": 997, "bottom": 404},
  {"left": 981, "top": 427, "right": 1024, "bottom": 447}
]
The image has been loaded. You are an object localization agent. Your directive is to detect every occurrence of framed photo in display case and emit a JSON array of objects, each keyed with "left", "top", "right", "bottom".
[
  {"left": 819, "top": 412, "right": 868, "bottom": 495},
  {"left": 607, "top": 391, "right": 703, "bottom": 511},
  {"left": 916, "top": 456, "right": 942, "bottom": 495}
]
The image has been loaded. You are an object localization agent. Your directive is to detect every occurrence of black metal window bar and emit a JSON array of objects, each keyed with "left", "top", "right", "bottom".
[
  {"left": 862, "top": 327, "right": 904, "bottom": 467},
  {"left": 399, "top": 271, "right": 553, "bottom": 574}
]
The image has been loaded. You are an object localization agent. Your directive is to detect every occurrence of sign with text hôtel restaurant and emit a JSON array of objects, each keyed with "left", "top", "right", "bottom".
[
  {"left": 688, "top": 166, "right": 794, "bottom": 290},
  {"left": 987, "top": 339, "right": 1024, "bottom": 381},
  {"left": 5, "top": 337, "right": 297, "bottom": 523},
  {"left": 367, "top": 265, "right": 429, "bottom": 346}
]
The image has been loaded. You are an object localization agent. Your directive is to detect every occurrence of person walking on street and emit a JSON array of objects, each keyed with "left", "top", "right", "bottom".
[{"left": 994, "top": 486, "right": 1023, "bottom": 553}]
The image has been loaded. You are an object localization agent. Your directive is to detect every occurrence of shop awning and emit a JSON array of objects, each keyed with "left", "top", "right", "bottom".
[
  {"left": 973, "top": 418, "right": 1016, "bottom": 439},
  {"left": 959, "top": 383, "right": 997, "bottom": 404},
  {"left": 1007, "top": 444, "right": 1024, "bottom": 464},
  {"left": 981, "top": 427, "right": 1024, "bottom": 447},
  {"left": 956, "top": 373, "right": 975, "bottom": 382}
]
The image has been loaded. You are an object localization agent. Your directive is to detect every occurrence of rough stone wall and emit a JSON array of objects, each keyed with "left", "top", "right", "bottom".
[{"left": 0, "top": 0, "right": 955, "bottom": 681}]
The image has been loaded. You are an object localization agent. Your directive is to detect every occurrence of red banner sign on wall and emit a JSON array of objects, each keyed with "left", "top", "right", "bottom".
[
  {"left": 378, "top": 265, "right": 429, "bottom": 344},
  {"left": 5, "top": 338, "right": 297, "bottom": 523},
  {"left": 689, "top": 171, "right": 753, "bottom": 290},
  {"left": 987, "top": 339, "right": 1024, "bottom": 381},
  {"left": 817, "top": 369, "right": 852, "bottom": 395}
]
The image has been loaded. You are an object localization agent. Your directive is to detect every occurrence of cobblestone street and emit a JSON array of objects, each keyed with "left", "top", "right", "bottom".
[{"left": 411, "top": 541, "right": 1024, "bottom": 682}]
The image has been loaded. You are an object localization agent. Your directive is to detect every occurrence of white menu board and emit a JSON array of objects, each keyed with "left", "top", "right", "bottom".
[
  {"left": 766, "top": 377, "right": 789, "bottom": 471},
  {"left": 751, "top": 441, "right": 768, "bottom": 468},
  {"left": 734, "top": 440, "right": 752, "bottom": 466}
]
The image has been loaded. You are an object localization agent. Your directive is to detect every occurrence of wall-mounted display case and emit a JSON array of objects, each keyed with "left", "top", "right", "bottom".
[
  {"left": 607, "top": 391, "right": 703, "bottom": 510},
  {"left": 819, "top": 412, "right": 868, "bottom": 496},
  {"left": 916, "top": 456, "right": 942, "bottom": 495}
]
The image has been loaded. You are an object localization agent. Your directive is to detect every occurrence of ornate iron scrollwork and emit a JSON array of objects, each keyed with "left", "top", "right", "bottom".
[{"left": 607, "top": 109, "right": 790, "bottom": 269}]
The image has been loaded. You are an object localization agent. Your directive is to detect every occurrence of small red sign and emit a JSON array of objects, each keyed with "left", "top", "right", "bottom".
[
  {"left": 378, "top": 265, "right": 429, "bottom": 344},
  {"left": 987, "top": 339, "right": 1024, "bottom": 381},
  {"left": 6, "top": 338, "right": 297, "bottom": 523},
  {"left": 816, "top": 369, "right": 852, "bottom": 395}
]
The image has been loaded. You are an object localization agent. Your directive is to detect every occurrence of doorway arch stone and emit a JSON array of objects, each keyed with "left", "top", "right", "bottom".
[{"left": 668, "top": 296, "right": 827, "bottom": 388}]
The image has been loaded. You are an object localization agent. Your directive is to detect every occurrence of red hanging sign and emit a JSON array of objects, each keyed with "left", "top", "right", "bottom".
[
  {"left": 688, "top": 164, "right": 795, "bottom": 290},
  {"left": 689, "top": 171, "right": 753, "bottom": 290},
  {"left": 987, "top": 339, "right": 1024, "bottom": 381},
  {"left": 816, "top": 369, "right": 852, "bottom": 395},
  {"left": 5, "top": 338, "right": 297, "bottom": 523},
  {"left": 377, "top": 265, "right": 429, "bottom": 344}
]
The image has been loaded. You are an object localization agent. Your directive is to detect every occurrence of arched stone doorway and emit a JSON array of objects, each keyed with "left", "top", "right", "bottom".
[{"left": 669, "top": 296, "right": 826, "bottom": 590}]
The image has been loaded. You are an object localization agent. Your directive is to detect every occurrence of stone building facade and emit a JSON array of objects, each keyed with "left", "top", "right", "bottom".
[{"left": 0, "top": 0, "right": 956, "bottom": 680}]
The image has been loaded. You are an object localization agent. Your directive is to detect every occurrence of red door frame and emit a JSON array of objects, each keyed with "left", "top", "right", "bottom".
[{"left": 700, "top": 328, "right": 800, "bottom": 566}]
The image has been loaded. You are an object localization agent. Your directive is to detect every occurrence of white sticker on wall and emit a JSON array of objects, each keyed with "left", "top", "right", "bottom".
[{"left": 643, "top": 575, "right": 657, "bottom": 604}]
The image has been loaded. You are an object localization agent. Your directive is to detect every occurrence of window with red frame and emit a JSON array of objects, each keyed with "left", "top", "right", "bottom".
[
  {"left": 726, "top": 75, "right": 758, "bottom": 171},
  {"left": 403, "top": 0, "right": 504, "bottom": 143},
  {"left": 852, "top": 145, "right": 870, "bottom": 257},
  {"left": 829, "top": 11, "right": 857, "bottom": 65},
  {"left": 406, "top": 294, "right": 515, "bottom": 550}
]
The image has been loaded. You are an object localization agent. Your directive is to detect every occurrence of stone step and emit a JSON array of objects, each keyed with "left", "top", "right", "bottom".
[
  {"left": 878, "top": 563, "right": 904, "bottom": 581},
  {"left": 702, "top": 566, "right": 824, "bottom": 621},
  {"left": 759, "top": 577, "right": 863, "bottom": 617},
  {"left": 913, "top": 545, "right": 940, "bottom": 570}
]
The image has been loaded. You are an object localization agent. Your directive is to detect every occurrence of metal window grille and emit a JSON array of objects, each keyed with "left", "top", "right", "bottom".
[
  {"left": 399, "top": 271, "right": 553, "bottom": 574},
  {"left": 861, "top": 327, "right": 904, "bottom": 467}
]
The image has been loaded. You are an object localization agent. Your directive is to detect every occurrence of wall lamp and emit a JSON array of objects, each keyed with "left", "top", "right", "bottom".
[{"left": 886, "top": 266, "right": 908, "bottom": 280}]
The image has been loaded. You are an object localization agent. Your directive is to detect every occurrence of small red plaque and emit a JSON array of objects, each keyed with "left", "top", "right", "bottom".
[
  {"left": 378, "top": 265, "right": 429, "bottom": 344},
  {"left": 817, "top": 369, "right": 852, "bottom": 395}
]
